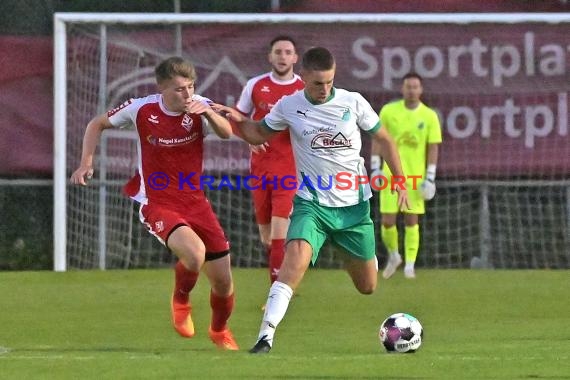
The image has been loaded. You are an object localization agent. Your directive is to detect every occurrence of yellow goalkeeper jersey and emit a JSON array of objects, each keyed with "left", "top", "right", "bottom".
[{"left": 379, "top": 99, "right": 442, "bottom": 180}]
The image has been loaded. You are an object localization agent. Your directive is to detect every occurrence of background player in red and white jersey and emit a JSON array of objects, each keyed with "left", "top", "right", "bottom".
[
  {"left": 235, "top": 35, "right": 304, "bottom": 286},
  {"left": 70, "top": 57, "right": 239, "bottom": 350}
]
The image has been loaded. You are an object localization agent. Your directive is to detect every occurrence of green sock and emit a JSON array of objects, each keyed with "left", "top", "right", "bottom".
[
  {"left": 381, "top": 225, "right": 399, "bottom": 254},
  {"left": 404, "top": 224, "right": 420, "bottom": 264}
]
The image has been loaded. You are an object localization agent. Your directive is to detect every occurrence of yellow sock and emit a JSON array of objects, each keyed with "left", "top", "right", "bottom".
[
  {"left": 404, "top": 224, "right": 420, "bottom": 264},
  {"left": 381, "top": 225, "right": 399, "bottom": 254}
]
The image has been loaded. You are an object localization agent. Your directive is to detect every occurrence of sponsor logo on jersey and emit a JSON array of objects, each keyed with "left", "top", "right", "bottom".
[
  {"left": 146, "top": 133, "right": 199, "bottom": 146},
  {"left": 181, "top": 114, "right": 193, "bottom": 132},
  {"left": 310, "top": 132, "right": 352, "bottom": 149},
  {"left": 398, "top": 131, "right": 419, "bottom": 149},
  {"left": 151, "top": 133, "right": 200, "bottom": 147},
  {"left": 147, "top": 135, "right": 158, "bottom": 145},
  {"left": 147, "top": 114, "right": 159, "bottom": 124},
  {"left": 259, "top": 102, "right": 270, "bottom": 112},
  {"left": 417, "top": 121, "right": 425, "bottom": 130},
  {"left": 302, "top": 126, "right": 335, "bottom": 136},
  {"left": 261, "top": 86, "right": 270, "bottom": 93},
  {"left": 296, "top": 109, "right": 309, "bottom": 118},
  {"left": 107, "top": 99, "right": 132, "bottom": 117}
]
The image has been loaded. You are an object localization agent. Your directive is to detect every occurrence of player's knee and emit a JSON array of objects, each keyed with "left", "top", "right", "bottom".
[
  {"left": 173, "top": 244, "right": 206, "bottom": 270},
  {"left": 211, "top": 278, "right": 233, "bottom": 295},
  {"left": 355, "top": 280, "right": 377, "bottom": 295}
]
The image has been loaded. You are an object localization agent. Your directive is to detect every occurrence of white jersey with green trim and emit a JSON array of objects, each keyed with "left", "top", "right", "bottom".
[{"left": 263, "top": 88, "right": 380, "bottom": 207}]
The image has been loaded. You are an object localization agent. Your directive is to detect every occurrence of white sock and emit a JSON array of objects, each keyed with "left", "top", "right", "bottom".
[
  {"left": 405, "top": 262, "right": 415, "bottom": 270},
  {"left": 390, "top": 252, "right": 401, "bottom": 260},
  {"left": 257, "top": 281, "right": 293, "bottom": 346}
]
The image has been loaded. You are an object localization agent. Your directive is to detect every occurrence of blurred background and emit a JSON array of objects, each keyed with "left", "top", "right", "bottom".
[{"left": 0, "top": 0, "right": 569, "bottom": 270}]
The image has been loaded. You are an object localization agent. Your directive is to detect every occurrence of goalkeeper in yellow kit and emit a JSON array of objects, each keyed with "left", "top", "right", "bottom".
[{"left": 371, "top": 72, "right": 442, "bottom": 279}]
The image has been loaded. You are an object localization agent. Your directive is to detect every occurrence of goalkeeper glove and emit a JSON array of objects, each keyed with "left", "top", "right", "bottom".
[
  {"left": 420, "top": 164, "right": 437, "bottom": 201},
  {"left": 369, "top": 155, "right": 384, "bottom": 191}
]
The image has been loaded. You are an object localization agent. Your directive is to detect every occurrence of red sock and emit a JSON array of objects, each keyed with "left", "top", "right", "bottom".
[
  {"left": 210, "top": 292, "right": 234, "bottom": 332},
  {"left": 269, "top": 239, "right": 285, "bottom": 284},
  {"left": 173, "top": 261, "right": 199, "bottom": 304}
]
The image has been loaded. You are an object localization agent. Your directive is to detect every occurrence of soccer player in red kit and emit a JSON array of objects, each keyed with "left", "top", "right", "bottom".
[
  {"left": 70, "top": 57, "right": 239, "bottom": 350},
  {"left": 235, "top": 36, "right": 304, "bottom": 286}
]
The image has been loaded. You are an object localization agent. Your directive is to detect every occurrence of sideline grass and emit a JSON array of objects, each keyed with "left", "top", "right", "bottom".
[{"left": 0, "top": 269, "right": 568, "bottom": 379}]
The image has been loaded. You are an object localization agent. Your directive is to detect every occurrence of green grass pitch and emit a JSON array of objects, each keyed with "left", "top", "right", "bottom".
[{"left": 0, "top": 269, "right": 568, "bottom": 379}]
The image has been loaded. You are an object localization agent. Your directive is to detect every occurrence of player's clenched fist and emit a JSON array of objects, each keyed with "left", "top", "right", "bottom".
[{"left": 70, "top": 166, "right": 94, "bottom": 186}]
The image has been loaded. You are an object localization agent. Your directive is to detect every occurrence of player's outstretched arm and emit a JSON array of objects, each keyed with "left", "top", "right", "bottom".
[
  {"left": 372, "top": 127, "right": 410, "bottom": 210},
  {"left": 70, "top": 114, "right": 114, "bottom": 186},
  {"left": 211, "top": 103, "right": 275, "bottom": 145}
]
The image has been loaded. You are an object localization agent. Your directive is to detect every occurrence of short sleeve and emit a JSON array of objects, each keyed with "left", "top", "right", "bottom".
[
  {"left": 354, "top": 92, "right": 380, "bottom": 132},
  {"left": 262, "top": 97, "right": 289, "bottom": 132},
  {"left": 235, "top": 79, "right": 255, "bottom": 115},
  {"left": 107, "top": 98, "right": 140, "bottom": 129},
  {"left": 427, "top": 109, "right": 443, "bottom": 144}
]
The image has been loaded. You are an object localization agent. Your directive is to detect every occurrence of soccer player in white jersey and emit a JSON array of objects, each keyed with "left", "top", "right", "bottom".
[
  {"left": 215, "top": 47, "right": 410, "bottom": 354},
  {"left": 70, "top": 57, "right": 239, "bottom": 350},
  {"left": 371, "top": 73, "right": 442, "bottom": 279},
  {"left": 235, "top": 36, "right": 304, "bottom": 287}
]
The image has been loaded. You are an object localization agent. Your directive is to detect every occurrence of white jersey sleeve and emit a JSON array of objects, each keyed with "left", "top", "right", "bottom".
[
  {"left": 107, "top": 98, "right": 147, "bottom": 129},
  {"left": 262, "top": 96, "right": 289, "bottom": 132},
  {"left": 235, "top": 77, "right": 256, "bottom": 115},
  {"left": 354, "top": 92, "right": 381, "bottom": 132}
]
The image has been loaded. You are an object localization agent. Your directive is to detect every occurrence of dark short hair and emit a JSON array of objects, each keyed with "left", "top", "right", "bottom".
[
  {"left": 269, "top": 35, "right": 297, "bottom": 51},
  {"left": 403, "top": 72, "right": 423, "bottom": 83},
  {"left": 301, "top": 47, "right": 335, "bottom": 72},
  {"left": 155, "top": 56, "right": 197, "bottom": 84}
]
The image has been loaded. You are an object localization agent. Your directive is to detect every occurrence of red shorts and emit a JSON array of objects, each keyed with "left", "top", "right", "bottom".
[
  {"left": 250, "top": 174, "right": 295, "bottom": 225},
  {"left": 140, "top": 197, "right": 229, "bottom": 254}
]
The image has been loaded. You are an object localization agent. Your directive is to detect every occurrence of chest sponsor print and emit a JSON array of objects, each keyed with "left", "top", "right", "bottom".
[{"left": 310, "top": 132, "right": 352, "bottom": 149}]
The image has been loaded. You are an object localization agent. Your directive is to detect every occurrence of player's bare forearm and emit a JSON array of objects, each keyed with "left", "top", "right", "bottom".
[
  {"left": 210, "top": 103, "right": 273, "bottom": 145},
  {"left": 204, "top": 110, "right": 232, "bottom": 139},
  {"left": 80, "top": 114, "right": 112, "bottom": 167},
  {"left": 374, "top": 129, "right": 410, "bottom": 209},
  {"left": 71, "top": 114, "right": 112, "bottom": 185},
  {"left": 427, "top": 143, "right": 439, "bottom": 166},
  {"left": 185, "top": 100, "right": 232, "bottom": 139},
  {"left": 373, "top": 128, "right": 405, "bottom": 177},
  {"left": 235, "top": 120, "right": 274, "bottom": 145},
  {"left": 370, "top": 136, "right": 383, "bottom": 157}
]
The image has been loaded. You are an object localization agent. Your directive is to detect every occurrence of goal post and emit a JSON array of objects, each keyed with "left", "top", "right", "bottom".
[{"left": 54, "top": 12, "right": 570, "bottom": 271}]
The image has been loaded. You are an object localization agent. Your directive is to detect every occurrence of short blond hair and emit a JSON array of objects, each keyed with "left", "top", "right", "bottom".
[{"left": 155, "top": 56, "right": 197, "bottom": 84}]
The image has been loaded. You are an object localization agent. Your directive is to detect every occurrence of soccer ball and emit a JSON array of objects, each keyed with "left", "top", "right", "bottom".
[{"left": 379, "top": 312, "right": 423, "bottom": 353}]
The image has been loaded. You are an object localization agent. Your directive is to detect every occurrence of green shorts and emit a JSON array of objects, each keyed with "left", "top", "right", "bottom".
[
  {"left": 286, "top": 196, "right": 376, "bottom": 264},
  {"left": 380, "top": 186, "right": 425, "bottom": 214}
]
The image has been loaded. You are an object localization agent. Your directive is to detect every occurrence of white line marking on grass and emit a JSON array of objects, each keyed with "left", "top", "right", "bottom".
[
  {"left": 0, "top": 347, "right": 9, "bottom": 355},
  {"left": 435, "top": 355, "right": 569, "bottom": 361},
  {"left": 0, "top": 355, "right": 98, "bottom": 361}
]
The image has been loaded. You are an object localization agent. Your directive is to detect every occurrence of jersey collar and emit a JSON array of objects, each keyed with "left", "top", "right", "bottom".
[
  {"left": 269, "top": 72, "right": 300, "bottom": 85},
  {"left": 159, "top": 95, "right": 184, "bottom": 116},
  {"left": 304, "top": 87, "right": 336, "bottom": 105}
]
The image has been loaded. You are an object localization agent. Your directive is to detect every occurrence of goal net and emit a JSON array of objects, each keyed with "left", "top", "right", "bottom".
[{"left": 54, "top": 13, "right": 570, "bottom": 271}]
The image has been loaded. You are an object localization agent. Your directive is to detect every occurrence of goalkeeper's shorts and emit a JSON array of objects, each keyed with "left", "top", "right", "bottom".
[{"left": 380, "top": 187, "right": 425, "bottom": 214}]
